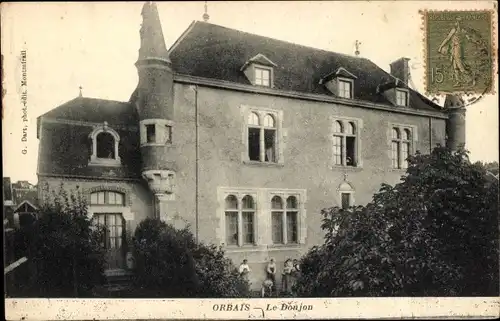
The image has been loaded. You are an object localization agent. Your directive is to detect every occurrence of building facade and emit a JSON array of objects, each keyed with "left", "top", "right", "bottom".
[{"left": 36, "top": 2, "right": 465, "bottom": 287}]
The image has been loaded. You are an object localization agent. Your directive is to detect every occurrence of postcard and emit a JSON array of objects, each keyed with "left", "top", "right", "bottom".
[{"left": 2, "top": 1, "right": 499, "bottom": 320}]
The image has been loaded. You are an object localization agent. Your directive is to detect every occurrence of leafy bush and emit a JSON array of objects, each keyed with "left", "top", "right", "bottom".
[
  {"left": 132, "top": 218, "right": 249, "bottom": 297},
  {"left": 295, "top": 146, "right": 499, "bottom": 297},
  {"left": 24, "top": 184, "right": 105, "bottom": 297}
]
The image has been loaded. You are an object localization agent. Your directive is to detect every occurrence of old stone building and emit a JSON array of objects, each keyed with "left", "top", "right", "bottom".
[{"left": 36, "top": 2, "right": 465, "bottom": 287}]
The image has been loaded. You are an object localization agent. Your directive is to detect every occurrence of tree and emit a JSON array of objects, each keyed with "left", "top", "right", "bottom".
[
  {"left": 21, "top": 183, "right": 105, "bottom": 297},
  {"left": 132, "top": 218, "right": 250, "bottom": 298},
  {"left": 295, "top": 146, "right": 499, "bottom": 297}
]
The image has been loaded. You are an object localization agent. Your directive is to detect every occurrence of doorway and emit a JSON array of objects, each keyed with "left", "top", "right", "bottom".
[{"left": 94, "top": 213, "right": 125, "bottom": 270}]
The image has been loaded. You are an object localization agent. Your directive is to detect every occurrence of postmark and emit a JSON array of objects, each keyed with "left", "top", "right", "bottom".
[{"left": 422, "top": 10, "right": 496, "bottom": 95}]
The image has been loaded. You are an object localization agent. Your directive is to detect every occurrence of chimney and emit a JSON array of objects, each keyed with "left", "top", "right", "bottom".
[{"left": 390, "top": 57, "right": 410, "bottom": 85}]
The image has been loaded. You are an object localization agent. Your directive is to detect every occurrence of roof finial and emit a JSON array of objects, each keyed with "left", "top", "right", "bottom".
[
  {"left": 79, "top": 85, "right": 83, "bottom": 97},
  {"left": 354, "top": 40, "right": 361, "bottom": 56},
  {"left": 203, "top": 1, "right": 210, "bottom": 22}
]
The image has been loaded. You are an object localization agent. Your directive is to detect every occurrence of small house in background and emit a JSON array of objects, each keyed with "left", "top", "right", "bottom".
[{"left": 3, "top": 178, "right": 39, "bottom": 229}]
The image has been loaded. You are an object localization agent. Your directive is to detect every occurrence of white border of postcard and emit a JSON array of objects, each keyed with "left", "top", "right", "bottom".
[{"left": 5, "top": 297, "right": 500, "bottom": 319}]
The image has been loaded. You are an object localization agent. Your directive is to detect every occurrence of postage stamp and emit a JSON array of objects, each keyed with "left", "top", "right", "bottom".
[{"left": 423, "top": 10, "right": 496, "bottom": 95}]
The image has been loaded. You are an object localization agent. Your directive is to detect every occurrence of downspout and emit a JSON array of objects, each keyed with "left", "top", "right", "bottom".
[
  {"left": 429, "top": 117, "right": 432, "bottom": 154},
  {"left": 194, "top": 85, "right": 199, "bottom": 243}
]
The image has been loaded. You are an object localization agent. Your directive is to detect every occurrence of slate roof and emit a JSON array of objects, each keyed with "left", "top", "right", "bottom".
[
  {"left": 38, "top": 20, "right": 444, "bottom": 179},
  {"left": 169, "top": 21, "right": 442, "bottom": 112},
  {"left": 38, "top": 121, "right": 142, "bottom": 178},
  {"left": 40, "top": 97, "right": 138, "bottom": 125}
]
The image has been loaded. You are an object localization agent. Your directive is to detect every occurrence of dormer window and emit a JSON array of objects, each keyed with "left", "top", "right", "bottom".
[
  {"left": 255, "top": 67, "right": 271, "bottom": 87},
  {"left": 89, "top": 122, "right": 121, "bottom": 167},
  {"left": 396, "top": 89, "right": 409, "bottom": 106},
  {"left": 377, "top": 79, "right": 410, "bottom": 107},
  {"left": 96, "top": 132, "right": 116, "bottom": 159},
  {"left": 241, "top": 53, "right": 277, "bottom": 88},
  {"left": 338, "top": 79, "right": 353, "bottom": 99},
  {"left": 320, "top": 67, "right": 357, "bottom": 99}
]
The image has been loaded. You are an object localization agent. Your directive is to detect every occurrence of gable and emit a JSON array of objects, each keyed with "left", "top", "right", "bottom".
[{"left": 14, "top": 200, "right": 38, "bottom": 213}]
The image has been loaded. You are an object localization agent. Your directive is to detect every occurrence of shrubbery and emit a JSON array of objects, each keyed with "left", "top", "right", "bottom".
[
  {"left": 20, "top": 184, "right": 105, "bottom": 297},
  {"left": 132, "top": 218, "right": 250, "bottom": 297},
  {"left": 295, "top": 147, "right": 499, "bottom": 297}
]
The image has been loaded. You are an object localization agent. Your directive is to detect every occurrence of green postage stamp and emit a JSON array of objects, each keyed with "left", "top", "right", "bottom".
[{"left": 423, "top": 10, "right": 495, "bottom": 95}]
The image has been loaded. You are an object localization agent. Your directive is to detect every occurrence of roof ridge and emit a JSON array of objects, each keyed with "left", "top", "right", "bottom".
[
  {"left": 191, "top": 20, "right": 370, "bottom": 61},
  {"left": 77, "top": 97, "right": 130, "bottom": 104}
]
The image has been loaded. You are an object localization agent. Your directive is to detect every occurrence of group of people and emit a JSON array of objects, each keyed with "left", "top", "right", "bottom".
[{"left": 238, "top": 258, "right": 301, "bottom": 297}]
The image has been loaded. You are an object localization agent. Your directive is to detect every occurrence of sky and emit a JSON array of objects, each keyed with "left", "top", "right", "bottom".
[{"left": 2, "top": 1, "right": 498, "bottom": 184}]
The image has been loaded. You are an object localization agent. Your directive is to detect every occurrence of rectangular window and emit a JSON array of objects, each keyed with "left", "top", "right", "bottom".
[
  {"left": 271, "top": 212, "right": 283, "bottom": 244},
  {"left": 255, "top": 68, "right": 271, "bottom": 87},
  {"left": 333, "top": 136, "right": 343, "bottom": 165},
  {"left": 338, "top": 80, "right": 352, "bottom": 98},
  {"left": 248, "top": 127, "right": 260, "bottom": 161},
  {"left": 396, "top": 90, "right": 409, "bottom": 106},
  {"left": 391, "top": 141, "right": 400, "bottom": 168},
  {"left": 242, "top": 212, "right": 254, "bottom": 244},
  {"left": 341, "top": 193, "right": 351, "bottom": 210},
  {"left": 94, "top": 213, "right": 123, "bottom": 250},
  {"left": 225, "top": 212, "right": 238, "bottom": 245},
  {"left": 146, "top": 124, "right": 156, "bottom": 143},
  {"left": 286, "top": 212, "right": 298, "bottom": 243},
  {"left": 402, "top": 142, "right": 410, "bottom": 169},
  {"left": 346, "top": 136, "right": 356, "bottom": 166},
  {"left": 264, "top": 129, "right": 276, "bottom": 162},
  {"left": 165, "top": 125, "right": 172, "bottom": 144}
]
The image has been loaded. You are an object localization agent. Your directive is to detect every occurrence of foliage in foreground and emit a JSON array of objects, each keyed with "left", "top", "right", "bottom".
[
  {"left": 295, "top": 146, "right": 499, "bottom": 297},
  {"left": 16, "top": 184, "right": 105, "bottom": 297},
  {"left": 132, "top": 218, "right": 250, "bottom": 298}
]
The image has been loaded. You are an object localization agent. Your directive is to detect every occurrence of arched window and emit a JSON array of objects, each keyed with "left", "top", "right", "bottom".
[
  {"left": 271, "top": 196, "right": 284, "bottom": 244},
  {"left": 263, "top": 114, "right": 275, "bottom": 128},
  {"left": 96, "top": 132, "right": 115, "bottom": 159},
  {"left": 247, "top": 111, "right": 278, "bottom": 163},
  {"left": 248, "top": 112, "right": 260, "bottom": 126},
  {"left": 224, "top": 194, "right": 256, "bottom": 246},
  {"left": 89, "top": 123, "right": 121, "bottom": 166},
  {"left": 241, "top": 195, "right": 255, "bottom": 244},
  {"left": 338, "top": 181, "right": 355, "bottom": 210},
  {"left": 333, "top": 120, "right": 343, "bottom": 133},
  {"left": 286, "top": 196, "right": 299, "bottom": 244},
  {"left": 346, "top": 122, "right": 355, "bottom": 135},
  {"left": 333, "top": 119, "right": 357, "bottom": 167},
  {"left": 271, "top": 194, "right": 299, "bottom": 245},
  {"left": 90, "top": 191, "right": 125, "bottom": 205},
  {"left": 224, "top": 195, "right": 239, "bottom": 246},
  {"left": 391, "top": 126, "right": 412, "bottom": 169}
]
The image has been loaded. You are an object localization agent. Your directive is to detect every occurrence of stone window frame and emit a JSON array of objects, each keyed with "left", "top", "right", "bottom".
[
  {"left": 217, "top": 187, "right": 307, "bottom": 249},
  {"left": 330, "top": 116, "right": 363, "bottom": 169},
  {"left": 88, "top": 123, "right": 121, "bottom": 167},
  {"left": 219, "top": 188, "right": 259, "bottom": 248},
  {"left": 268, "top": 191, "right": 305, "bottom": 246},
  {"left": 337, "top": 181, "right": 355, "bottom": 209},
  {"left": 241, "top": 105, "right": 284, "bottom": 166},
  {"left": 388, "top": 123, "right": 418, "bottom": 170},
  {"left": 140, "top": 119, "right": 174, "bottom": 147},
  {"left": 86, "top": 185, "right": 134, "bottom": 222}
]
